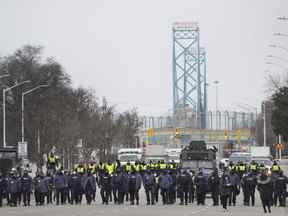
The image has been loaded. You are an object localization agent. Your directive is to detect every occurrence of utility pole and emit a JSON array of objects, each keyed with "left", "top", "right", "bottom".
[
  {"left": 263, "top": 102, "right": 267, "bottom": 147},
  {"left": 3, "top": 80, "right": 30, "bottom": 148}
]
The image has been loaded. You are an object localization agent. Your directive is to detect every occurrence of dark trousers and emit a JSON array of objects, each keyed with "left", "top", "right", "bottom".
[
  {"left": 211, "top": 190, "right": 219, "bottom": 205},
  {"left": 154, "top": 186, "right": 159, "bottom": 202},
  {"left": 145, "top": 188, "right": 155, "bottom": 204},
  {"left": 179, "top": 190, "right": 189, "bottom": 204},
  {"left": 169, "top": 188, "right": 176, "bottom": 204},
  {"left": 112, "top": 188, "right": 118, "bottom": 203},
  {"left": 260, "top": 193, "right": 271, "bottom": 213},
  {"left": 221, "top": 195, "right": 229, "bottom": 209},
  {"left": 85, "top": 190, "right": 93, "bottom": 204},
  {"left": 35, "top": 191, "right": 44, "bottom": 205},
  {"left": 189, "top": 188, "right": 194, "bottom": 203},
  {"left": 229, "top": 186, "right": 238, "bottom": 205},
  {"left": 55, "top": 188, "right": 65, "bottom": 205},
  {"left": 22, "top": 191, "right": 30, "bottom": 205},
  {"left": 129, "top": 189, "right": 139, "bottom": 204},
  {"left": 196, "top": 192, "right": 206, "bottom": 205},
  {"left": 100, "top": 188, "right": 110, "bottom": 204},
  {"left": 117, "top": 191, "right": 125, "bottom": 204},
  {"left": 160, "top": 188, "right": 169, "bottom": 204},
  {"left": 47, "top": 189, "right": 53, "bottom": 204},
  {"left": 71, "top": 189, "right": 81, "bottom": 204},
  {"left": 63, "top": 187, "right": 69, "bottom": 204},
  {"left": 0, "top": 191, "right": 3, "bottom": 207},
  {"left": 10, "top": 193, "right": 17, "bottom": 206},
  {"left": 243, "top": 188, "right": 255, "bottom": 206},
  {"left": 274, "top": 191, "right": 286, "bottom": 207}
]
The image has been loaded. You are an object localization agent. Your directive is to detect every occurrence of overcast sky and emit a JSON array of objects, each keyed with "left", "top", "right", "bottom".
[{"left": 1, "top": 0, "right": 288, "bottom": 116}]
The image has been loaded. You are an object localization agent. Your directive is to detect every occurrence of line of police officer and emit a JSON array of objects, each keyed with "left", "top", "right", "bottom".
[{"left": 0, "top": 159, "right": 287, "bottom": 213}]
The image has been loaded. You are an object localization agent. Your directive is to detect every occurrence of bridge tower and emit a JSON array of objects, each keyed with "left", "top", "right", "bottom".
[{"left": 172, "top": 22, "right": 207, "bottom": 128}]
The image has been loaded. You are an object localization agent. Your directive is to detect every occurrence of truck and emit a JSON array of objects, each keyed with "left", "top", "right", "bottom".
[
  {"left": 0, "top": 147, "right": 18, "bottom": 175},
  {"left": 143, "top": 144, "right": 167, "bottom": 162},
  {"left": 250, "top": 146, "right": 272, "bottom": 171},
  {"left": 165, "top": 148, "right": 182, "bottom": 164},
  {"left": 117, "top": 148, "right": 143, "bottom": 165},
  {"left": 250, "top": 146, "right": 271, "bottom": 159},
  {"left": 180, "top": 140, "right": 217, "bottom": 173}
]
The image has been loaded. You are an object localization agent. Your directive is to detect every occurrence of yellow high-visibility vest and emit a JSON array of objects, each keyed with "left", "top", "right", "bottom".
[
  {"left": 77, "top": 167, "right": 85, "bottom": 174},
  {"left": 271, "top": 165, "right": 280, "bottom": 172},
  {"left": 250, "top": 164, "right": 257, "bottom": 171},
  {"left": 48, "top": 156, "right": 56, "bottom": 163},
  {"left": 160, "top": 163, "right": 166, "bottom": 170},
  {"left": 106, "top": 164, "right": 114, "bottom": 175},
  {"left": 125, "top": 165, "right": 132, "bottom": 172},
  {"left": 239, "top": 165, "right": 246, "bottom": 171},
  {"left": 134, "top": 164, "right": 141, "bottom": 172}
]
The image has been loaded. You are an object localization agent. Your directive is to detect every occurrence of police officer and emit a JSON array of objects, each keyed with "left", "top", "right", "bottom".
[
  {"left": 229, "top": 170, "right": 240, "bottom": 206},
  {"left": 124, "top": 162, "right": 132, "bottom": 173},
  {"left": 54, "top": 170, "right": 67, "bottom": 205},
  {"left": 159, "top": 170, "right": 172, "bottom": 205},
  {"left": 69, "top": 171, "right": 82, "bottom": 204},
  {"left": 128, "top": 167, "right": 142, "bottom": 205},
  {"left": 112, "top": 168, "right": 125, "bottom": 204},
  {"left": 7, "top": 170, "right": 19, "bottom": 207},
  {"left": 177, "top": 169, "right": 192, "bottom": 205},
  {"left": 188, "top": 170, "right": 195, "bottom": 203},
  {"left": 99, "top": 169, "right": 112, "bottom": 204},
  {"left": 257, "top": 169, "right": 273, "bottom": 213},
  {"left": 271, "top": 160, "right": 281, "bottom": 177},
  {"left": 249, "top": 161, "right": 258, "bottom": 174},
  {"left": 169, "top": 170, "right": 177, "bottom": 204},
  {"left": 44, "top": 171, "right": 54, "bottom": 204},
  {"left": 208, "top": 169, "right": 220, "bottom": 206},
  {"left": 241, "top": 171, "right": 257, "bottom": 206},
  {"left": 63, "top": 170, "right": 70, "bottom": 204},
  {"left": 20, "top": 170, "right": 32, "bottom": 206},
  {"left": 82, "top": 169, "right": 96, "bottom": 205},
  {"left": 34, "top": 172, "right": 48, "bottom": 206},
  {"left": 143, "top": 169, "right": 156, "bottom": 205},
  {"left": 76, "top": 163, "right": 85, "bottom": 176},
  {"left": 47, "top": 153, "right": 58, "bottom": 173},
  {"left": 219, "top": 171, "right": 232, "bottom": 211},
  {"left": 273, "top": 170, "right": 288, "bottom": 207},
  {"left": 0, "top": 171, "right": 7, "bottom": 207},
  {"left": 194, "top": 170, "right": 207, "bottom": 205}
]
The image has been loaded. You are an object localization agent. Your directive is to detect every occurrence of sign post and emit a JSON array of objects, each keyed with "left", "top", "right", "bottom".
[{"left": 18, "top": 141, "right": 28, "bottom": 159}]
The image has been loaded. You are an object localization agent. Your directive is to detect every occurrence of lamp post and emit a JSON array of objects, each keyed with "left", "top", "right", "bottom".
[
  {"left": 21, "top": 84, "right": 49, "bottom": 143},
  {"left": 214, "top": 80, "right": 219, "bottom": 112},
  {"left": 262, "top": 102, "right": 267, "bottom": 147},
  {"left": 3, "top": 80, "right": 30, "bottom": 148}
]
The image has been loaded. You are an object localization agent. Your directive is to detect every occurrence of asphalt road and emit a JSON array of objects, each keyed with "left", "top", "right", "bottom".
[{"left": 0, "top": 162, "right": 287, "bottom": 216}]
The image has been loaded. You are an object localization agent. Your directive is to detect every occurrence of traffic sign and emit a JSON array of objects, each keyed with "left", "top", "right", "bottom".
[{"left": 18, "top": 141, "right": 28, "bottom": 158}]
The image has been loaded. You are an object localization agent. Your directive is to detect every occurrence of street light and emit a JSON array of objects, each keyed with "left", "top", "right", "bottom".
[
  {"left": 3, "top": 80, "right": 30, "bottom": 148},
  {"left": 262, "top": 102, "right": 267, "bottom": 147},
  {"left": 213, "top": 80, "right": 219, "bottom": 112},
  {"left": 21, "top": 84, "right": 49, "bottom": 143}
]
